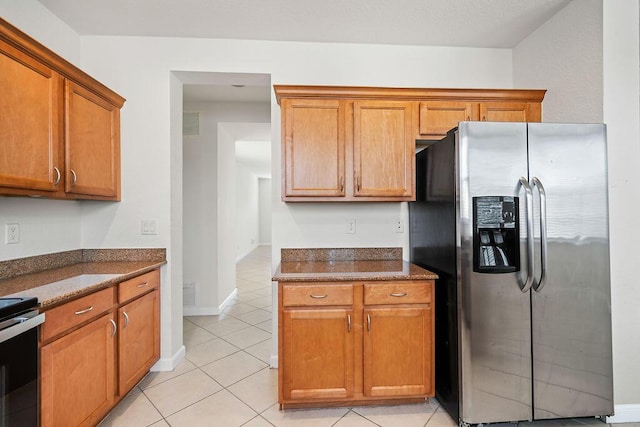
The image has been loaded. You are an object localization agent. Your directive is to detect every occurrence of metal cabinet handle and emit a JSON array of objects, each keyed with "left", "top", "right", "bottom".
[
  {"left": 347, "top": 314, "right": 351, "bottom": 332},
  {"left": 532, "top": 177, "right": 548, "bottom": 293},
  {"left": 356, "top": 176, "right": 361, "bottom": 192},
  {"left": 136, "top": 282, "right": 149, "bottom": 288},
  {"left": 309, "top": 294, "right": 328, "bottom": 299},
  {"left": 74, "top": 306, "right": 93, "bottom": 315},
  {"left": 122, "top": 311, "right": 129, "bottom": 329},
  {"left": 70, "top": 169, "right": 77, "bottom": 186},
  {"left": 482, "top": 116, "right": 487, "bottom": 121},
  {"left": 390, "top": 292, "right": 407, "bottom": 297},
  {"left": 339, "top": 176, "right": 344, "bottom": 193},
  {"left": 110, "top": 319, "right": 117, "bottom": 337},
  {"left": 466, "top": 115, "right": 470, "bottom": 121},
  {"left": 366, "top": 314, "right": 371, "bottom": 331},
  {"left": 53, "top": 167, "right": 61, "bottom": 185},
  {"left": 518, "top": 177, "right": 535, "bottom": 293}
]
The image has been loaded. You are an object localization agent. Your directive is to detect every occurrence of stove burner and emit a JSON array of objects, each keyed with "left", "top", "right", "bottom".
[{"left": 0, "top": 297, "right": 38, "bottom": 321}]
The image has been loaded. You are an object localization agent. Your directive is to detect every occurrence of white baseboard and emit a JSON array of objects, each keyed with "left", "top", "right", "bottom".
[
  {"left": 183, "top": 305, "right": 219, "bottom": 316},
  {"left": 219, "top": 288, "right": 238, "bottom": 312},
  {"left": 607, "top": 404, "right": 640, "bottom": 423},
  {"left": 151, "top": 345, "right": 185, "bottom": 372}
]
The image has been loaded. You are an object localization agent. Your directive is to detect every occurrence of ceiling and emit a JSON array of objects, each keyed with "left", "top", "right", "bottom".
[{"left": 38, "top": 0, "right": 571, "bottom": 49}]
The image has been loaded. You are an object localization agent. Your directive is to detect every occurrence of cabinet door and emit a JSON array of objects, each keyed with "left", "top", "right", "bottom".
[
  {"left": 41, "top": 313, "right": 116, "bottom": 427},
  {"left": 353, "top": 101, "right": 414, "bottom": 199},
  {"left": 282, "top": 307, "right": 354, "bottom": 400},
  {"left": 419, "top": 101, "right": 478, "bottom": 138},
  {"left": 282, "top": 99, "right": 346, "bottom": 198},
  {"left": 363, "top": 306, "right": 433, "bottom": 397},
  {"left": 479, "top": 102, "right": 535, "bottom": 123},
  {"left": 0, "top": 39, "right": 63, "bottom": 192},
  {"left": 65, "top": 80, "right": 120, "bottom": 199},
  {"left": 118, "top": 289, "right": 160, "bottom": 396}
]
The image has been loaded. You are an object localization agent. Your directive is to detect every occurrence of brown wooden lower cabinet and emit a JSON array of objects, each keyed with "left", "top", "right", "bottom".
[
  {"left": 40, "top": 313, "right": 116, "bottom": 427},
  {"left": 39, "top": 269, "right": 160, "bottom": 426},
  {"left": 278, "top": 280, "right": 434, "bottom": 408}
]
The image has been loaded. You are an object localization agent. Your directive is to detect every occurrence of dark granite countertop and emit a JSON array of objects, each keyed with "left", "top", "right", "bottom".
[
  {"left": 0, "top": 249, "right": 166, "bottom": 307},
  {"left": 272, "top": 247, "right": 437, "bottom": 282}
]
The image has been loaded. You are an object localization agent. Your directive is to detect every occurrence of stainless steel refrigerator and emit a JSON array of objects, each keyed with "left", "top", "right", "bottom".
[{"left": 409, "top": 122, "right": 613, "bottom": 425}]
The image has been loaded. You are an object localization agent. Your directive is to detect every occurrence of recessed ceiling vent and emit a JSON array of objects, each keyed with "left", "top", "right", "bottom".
[{"left": 183, "top": 111, "right": 200, "bottom": 136}]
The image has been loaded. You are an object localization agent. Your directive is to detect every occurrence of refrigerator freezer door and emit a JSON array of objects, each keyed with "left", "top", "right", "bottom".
[
  {"left": 528, "top": 123, "right": 613, "bottom": 419},
  {"left": 457, "top": 122, "right": 533, "bottom": 424}
]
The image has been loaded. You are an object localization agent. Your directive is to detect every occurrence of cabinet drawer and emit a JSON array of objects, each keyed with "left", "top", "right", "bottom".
[
  {"left": 364, "top": 282, "right": 432, "bottom": 305},
  {"left": 119, "top": 270, "right": 160, "bottom": 303},
  {"left": 282, "top": 284, "right": 353, "bottom": 307},
  {"left": 41, "top": 287, "right": 114, "bottom": 341}
]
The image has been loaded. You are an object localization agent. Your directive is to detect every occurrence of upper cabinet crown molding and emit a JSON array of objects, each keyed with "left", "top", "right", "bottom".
[{"left": 274, "top": 85, "right": 546, "bottom": 105}]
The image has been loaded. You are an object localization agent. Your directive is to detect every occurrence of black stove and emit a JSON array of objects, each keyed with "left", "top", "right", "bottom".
[{"left": 0, "top": 297, "right": 38, "bottom": 321}]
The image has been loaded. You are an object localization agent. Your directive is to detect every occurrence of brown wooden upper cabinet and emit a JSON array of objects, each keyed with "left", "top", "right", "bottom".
[
  {"left": 275, "top": 86, "right": 544, "bottom": 203},
  {"left": 0, "top": 18, "right": 125, "bottom": 200}
]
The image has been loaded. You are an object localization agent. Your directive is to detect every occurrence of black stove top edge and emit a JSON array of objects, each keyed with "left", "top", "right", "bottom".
[{"left": 0, "top": 296, "right": 39, "bottom": 320}]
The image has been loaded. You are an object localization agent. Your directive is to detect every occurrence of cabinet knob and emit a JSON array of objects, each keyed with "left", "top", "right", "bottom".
[
  {"left": 53, "top": 167, "right": 61, "bottom": 185},
  {"left": 70, "top": 169, "right": 77, "bottom": 186}
]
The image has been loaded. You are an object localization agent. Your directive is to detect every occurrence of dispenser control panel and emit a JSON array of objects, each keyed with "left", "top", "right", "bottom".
[{"left": 473, "top": 196, "right": 520, "bottom": 273}]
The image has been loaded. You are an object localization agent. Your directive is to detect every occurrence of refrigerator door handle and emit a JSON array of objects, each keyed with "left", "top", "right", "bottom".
[
  {"left": 518, "top": 177, "right": 535, "bottom": 293},
  {"left": 532, "top": 177, "right": 548, "bottom": 292}
]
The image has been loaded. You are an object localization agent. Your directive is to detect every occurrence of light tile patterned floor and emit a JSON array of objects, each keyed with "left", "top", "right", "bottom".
[{"left": 98, "top": 246, "right": 622, "bottom": 427}]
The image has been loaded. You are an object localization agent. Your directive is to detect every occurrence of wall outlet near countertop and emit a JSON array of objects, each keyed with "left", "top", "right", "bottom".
[
  {"left": 346, "top": 219, "right": 356, "bottom": 234},
  {"left": 5, "top": 223, "right": 19, "bottom": 244}
]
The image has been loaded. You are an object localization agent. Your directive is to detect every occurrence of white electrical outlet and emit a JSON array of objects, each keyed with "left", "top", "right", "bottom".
[
  {"left": 395, "top": 219, "right": 404, "bottom": 233},
  {"left": 346, "top": 219, "right": 356, "bottom": 234},
  {"left": 5, "top": 223, "right": 19, "bottom": 244},
  {"left": 141, "top": 219, "right": 158, "bottom": 235}
]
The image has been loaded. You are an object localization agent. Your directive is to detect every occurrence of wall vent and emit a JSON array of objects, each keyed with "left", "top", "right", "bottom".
[{"left": 183, "top": 112, "right": 200, "bottom": 136}]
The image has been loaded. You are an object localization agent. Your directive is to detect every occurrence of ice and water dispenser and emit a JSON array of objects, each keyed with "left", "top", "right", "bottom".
[{"left": 473, "top": 196, "right": 520, "bottom": 273}]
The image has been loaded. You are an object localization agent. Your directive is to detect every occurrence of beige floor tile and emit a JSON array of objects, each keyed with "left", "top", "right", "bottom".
[
  {"left": 243, "top": 415, "right": 275, "bottom": 426},
  {"left": 165, "top": 389, "right": 257, "bottom": 427},
  {"left": 251, "top": 287, "right": 273, "bottom": 297},
  {"left": 334, "top": 410, "right": 380, "bottom": 426},
  {"left": 139, "top": 358, "right": 197, "bottom": 390},
  {"left": 143, "top": 369, "right": 222, "bottom": 417},
  {"left": 183, "top": 324, "right": 217, "bottom": 347},
  {"left": 186, "top": 337, "right": 240, "bottom": 366},
  {"left": 224, "top": 302, "right": 263, "bottom": 316},
  {"left": 99, "top": 388, "right": 162, "bottom": 427},
  {"left": 227, "top": 368, "right": 278, "bottom": 413},
  {"left": 246, "top": 295, "right": 274, "bottom": 309},
  {"left": 235, "top": 291, "right": 263, "bottom": 302},
  {"left": 262, "top": 404, "right": 350, "bottom": 427},
  {"left": 202, "top": 317, "right": 252, "bottom": 336},
  {"left": 244, "top": 338, "right": 273, "bottom": 364},
  {"left": 352, "top": 402, "right": 439, "bottom": 427},
  {"left": 223, "top": 326, "right": 271, "bottom": 349},
  {"left": 426, "top": 408, "right": 458, "bottom": 427},
  {"left": 201, "top": 351, "right": 268, "bottom": 387},
  {"left": 255, "top": 319, "right": 273, "bottom": 333},
  {"left": 234, "top": 309, "right": 272, "bottom": 325},
  {"left": 149, "top": 420, "right": 170, "bottom": 426},
  {"left": 185, "top": 315, "right": 221, "bottom": 327}
]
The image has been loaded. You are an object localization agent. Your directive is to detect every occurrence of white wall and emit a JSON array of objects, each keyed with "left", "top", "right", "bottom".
[
  {"left": 603, "top": 0, "right": 640, "bottom": 419},
  {"left": 235, "top": 163, "right": 260, "bottom": 260},
  {"left": 182, "top": 101, "right": 269, "bottom": 315},
  {"left": 513, "top": 0, "right": 603, "bottom": 123},
  {"left": 259, "top": 178, "right": 272, "bottom": 245}
]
